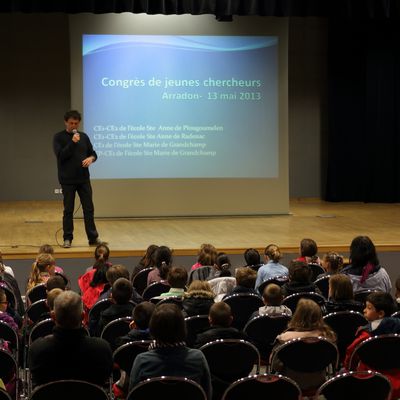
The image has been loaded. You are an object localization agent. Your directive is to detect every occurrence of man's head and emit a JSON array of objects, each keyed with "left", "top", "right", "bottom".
[
  {"left": 52, "top": 290, "right": 83, "bottom": 329},
  {"left": 64, "top": 110, "right": 81, "bottom": 133}
]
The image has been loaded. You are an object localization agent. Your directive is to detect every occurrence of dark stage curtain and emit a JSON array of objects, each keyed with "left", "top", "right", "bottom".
[
  {"left": 2, "top": 0, "right": 400, "bottom": 17},
  {"left": 326, "top": 19, "right": 400, "bottom": 202}
]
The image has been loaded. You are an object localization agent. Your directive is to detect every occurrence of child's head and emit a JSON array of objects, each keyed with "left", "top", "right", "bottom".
[
  {"left": 0, "top": 288, "right": 8, "bottom": 312},
  {"left": 94, "top": 243, "right": 110, "bottom": 262},
  {"left": 141, "top": 244, "right": 159, "bottom": 267},
  {"left": 106, "top": 264, "right": 130, "bottom": 285},
  {"left": 264, "top": 244, "right": 282, "bottom": 263},
  {"left": 39, "top": 244, "right": 55, "bottom": 255},
  {"left": 235, "top": 267, "right": 256, "bottom": 289},
  {"left": 209, "top": 301, "right": 233, "bottom": 328},
  {"left": 215, "top": 253, "right": 232, "bottom": 277},
  {"left": 364, "top": 291, "right": 395, "bottom": 321},
  {"left": 289, "top": 260, "right": 311, "bottom": 283},
  {"left": 132, "top": 301, "right": 156, "bottom": 330},
  {"left": 300, "top": 238, "right": 318, "bottom": 258},
  {"left": 47, "top": 288, "right": 63, "bottom": 311},
  {"left": 149, "top": 303, "right": 186, "bottom": 344},
  {"left": 262, "top": 283, "right": 283, "bottom": 306},
  {"left": 197, "top": 243, "right": 217, "bottom": 266},
  {"left": 111, "top": 278, "right": 133, "bottom": 305},
  {"left": 244, "top": 248, "right": 261, "bottom": 266},
  {"left": 322, "top": 252, "right": 344, "bottom": 273},
  {"left": 187, "top": 279, "right": 213, "bottom": 294},
  {"left": 35, "top": 253, "right": 56, "bottom": 274},
  {"left": 328, "top": 274, "right": 354, "bottom": 301},
  {"left": 288, "top": 299, "right": 335, "bottom": 341},
  {"left": 154, "top": 246, "right": 173, "bottom": 279},
  {"left": 46, "top": 275, "right": 67, "bottom": 292},
  {"left": 166, "top": 267, "right": 188, "bottom": 289}
]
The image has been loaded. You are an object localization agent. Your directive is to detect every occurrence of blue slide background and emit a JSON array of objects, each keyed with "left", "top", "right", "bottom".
[{"left": 83, "top": 35, "right": 278, "bottom": 179}]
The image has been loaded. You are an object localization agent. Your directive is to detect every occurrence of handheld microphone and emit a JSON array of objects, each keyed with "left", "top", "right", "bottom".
[{"left": 72, "top": 129, "right": 80, "bottom": 139}]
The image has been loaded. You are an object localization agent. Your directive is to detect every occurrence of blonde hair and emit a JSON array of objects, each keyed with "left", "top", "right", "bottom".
[
  {"left": 187, "top": 280, "right": 213, "bottom": 294},
  {"left": 264, "top": 244, "right": 282, "bottom": 263},
  {"left": 27, "top": 253, "right": 55, "bottom": 292},
  {"left": 288, "top": 299, "right": 336, "bottom": 341}
]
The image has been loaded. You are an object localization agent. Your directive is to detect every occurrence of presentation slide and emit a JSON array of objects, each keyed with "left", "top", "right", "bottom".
[{"left": 83, "top": 35, "right": 278, "bottom": 179}]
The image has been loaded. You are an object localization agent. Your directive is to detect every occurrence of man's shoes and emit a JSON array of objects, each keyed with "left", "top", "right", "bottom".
[
  {"left": 63, "top": 240, "right": 72, "bottom": 248},
  {"left": 88, "top": 238, "right": 103, "bottom": 246}
]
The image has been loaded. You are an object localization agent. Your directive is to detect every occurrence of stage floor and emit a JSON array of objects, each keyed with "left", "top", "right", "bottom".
[{"left": 1, "top": 198, "right": 400, "bottom": 259}]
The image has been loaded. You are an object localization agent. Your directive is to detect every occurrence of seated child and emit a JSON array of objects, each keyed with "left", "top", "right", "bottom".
[
  {"left": 0, "top": 288, "right": 18, "bottom": 332},
  {"left": 251, "top": 283, "right": 292, "bottom": 319},
  {"left": 344, "top": 291, "right": 400, "bottom": 399},
  {"left": 194, "top": 301, "right": 247, "bottom": 348},
  {"left": 160, "top": 266, "right": 188, "bottom": 298},
  {"left": 113, "top": 301, "right": 156, "bottom": 398},
  {"left": 281, "top": 260, "right": 320, "bottom": 297},
  {"left": 95, "top": 278, "right": 135, "bottom": 338},
  {"left": 226, "top": 267, "right": 259, "bottom": 297}
]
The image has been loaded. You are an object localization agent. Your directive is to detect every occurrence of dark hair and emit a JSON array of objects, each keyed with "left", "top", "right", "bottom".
[
  {"left": 139, "top": 245, "right": 159, "bottom": 268},
  {"left": 167, "top": 267, "right": 188, "bottom": 289},
  {"left": 154, "top": 246, "right": 172, "bottom": 280},
  {"left": 244, "top": 248, "right": 261, "bottom": 266},
  {"left": 366, "top": 291, "right": 395, "bottom": 317},
  {"left": 46, "top": 275, "right": 66, "bottom": 291},
  {"left": 300, "top": 238, "right": 318, "bottom": 258},
  {"left": 149, "top": 303, "right": 186, "bottom": 343},
  {"left": 132, "top": 301, "right": 156, "bottom": 330},
  {"left": 64, "top": 110, "right": 81, "bottom": 121},
  {"left": 94, "top": 244, "right": 110, "bottom": 263},
  {"left": 289, "top": 260, "right": 311, "bottom": 283},
  {"left": 209, "top": 302, "right": 232, "bottom": 327},
  {"left": 112, "top": 278, "right": 133, "bottom": 304},
  {"left": 90, "top": 260, "right": 109, "bottom": 287},
  {"left": 215, "top": 253, "right": 232, "bottom": 277},
  {"left": 350, "top": 236, "right": 379, "bottom": 270}
]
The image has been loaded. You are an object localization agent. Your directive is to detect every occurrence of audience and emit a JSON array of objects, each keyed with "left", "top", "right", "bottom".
[
  {"left": 325, "top": 274, "right": 363, "bottom": 313},
  {"left": 191, "top": 243, "right": 218, "bottom": 271},
  {"left": 342, "top": 236, "right": 392, "bottom": 293},
  {"left": 243, "top": 248, "right": 263, "bottom": 271},
  {"left": 251, "top": 283, "right": 292, "bottom": 319},
  {"left": 343, "top": 291, "right": 400, "bottom": 398},
  {"left": 194, "top": 302, "right": 247, "bottom": 348},
  {"left": 26, "top": 253, "right": 56, "bottom": 292},
  {"left": 28, "top": 290, "right": 113, "bottom": 387},
  {"left": 226, "top": 267, "right": 258, "bottom": 297},
  {"left": 295, "top": 238, "right": 322, "bottom": 265},
  {"left": 316, "top": 251, "right": 344, "bottom": 279},
  {"left": 255, "top": 244, "right": 288, "bottom": 290},
  {"left": 129, "top": 303, "right": 212, "bottom": 399},
  {"left": 131, "top": 244, "right": 158, "bottom": 281},
  {"left": 182, "top": 280, "right": 215, "bottom": 317},
  {"left": 159, "top": 266, "right": 188, "bottom": 298},
  {"left": 281, "top": 260, "right": 319, "bottom": 297},
  {"left": 95, "top": 278, "right": 135, "bottom": 337},
  {"left": 147, "top": 245, "right": 173, "bottom": 286},
  {"left": 272, "top": 299, "right": 336, "bottom": 392}
]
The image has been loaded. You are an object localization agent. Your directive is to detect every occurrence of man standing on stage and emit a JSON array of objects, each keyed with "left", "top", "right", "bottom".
[{"left": 53, "top": 110, "right": 101, "bottom": 248}]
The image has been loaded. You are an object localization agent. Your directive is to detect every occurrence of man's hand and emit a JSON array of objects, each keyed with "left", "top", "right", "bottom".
[{"left": 82, "top": 156, "right": 95, "bottom": 168}]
